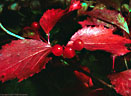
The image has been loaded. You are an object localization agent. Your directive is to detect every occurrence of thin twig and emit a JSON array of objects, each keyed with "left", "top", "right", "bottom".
[
  {"left": 0, "top": 22, "right": 25, "bottom": 39},
  {"left": 76, "top": 67, "right": 114, "bottom": 89},
  {"left": 124, "top": 57, "right": 128, "bottom": 70},
  {"left": 47, "top": 33, "right": 50, "bottom": 44}
]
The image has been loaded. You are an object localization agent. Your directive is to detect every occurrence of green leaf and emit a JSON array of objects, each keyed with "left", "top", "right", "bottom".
[
  {"left": 0, "top": 4, "right": 4, "bottom": 13},
  {"left": 121, "top": 4, "right": 129, "bottom": 12},
  {"left": 8, "top": 2, "right": 20, "bottom": 11}
]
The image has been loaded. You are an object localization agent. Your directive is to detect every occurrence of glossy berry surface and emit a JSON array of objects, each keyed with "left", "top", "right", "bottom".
[
  {"left": 73, "top": 39, "right": 84, "bottom": 51},
  {"left": 31, "top": 22, "right": 40, "bottom": 30},
  {"left": 52, "top": 44, "right": 63, "bottom": 56},
  {"left": 63, "top": 46, "right": 75, "bottom": 58}
]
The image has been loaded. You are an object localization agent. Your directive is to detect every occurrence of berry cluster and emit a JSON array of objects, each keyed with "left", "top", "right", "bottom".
[
  {"left": 52, "top": 39, "right": 84, "bottom": 58},
  {"left": 25, "top": 22, "right": 84, "bottom": 59},
  {"left": 26, "top": 22, "right": 84, "bottom": 59}
]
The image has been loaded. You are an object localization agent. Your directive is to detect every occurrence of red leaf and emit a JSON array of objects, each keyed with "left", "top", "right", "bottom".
[
  {"left": 0, "top": 39, "right": 51, "bottom": 82},
  {"left": 74, "top": 66, "right": 93, "bottom": 87},
  {"left": 108, "top": 69, "right": 131, "bottom": 96},
  {"left": 68, "top": 26, "right": 131, "bottom": 56},
  {"left": 78, "top": 17, "right": 114, "bottom": 29},
  {"left": 86, "top": 9, "right": 129, "bottom": 34},
  {"left": 87, "top": 88, "right": 105, "bottom": 96},
  {"left": 39, "top": 9, "right": 65, "bottom": 34},
  {"left": 69, "top": 1, "right": 82, "bottom": 12}
]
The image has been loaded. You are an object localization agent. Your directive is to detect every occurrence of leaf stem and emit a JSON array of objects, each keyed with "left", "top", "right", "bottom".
[
  {"left": 0, "top": 22, "right": 25, "bottom": 39},
  {"left": 64, "top": 59, "right": 115, "bottom": 90},
  {"left": 47, "top": 33, "right": 50, "bottom": 44},
  {"left": 112, "top": 56, "right": 116, "bottom": 72},
  {"left": 124, "top": 57, "right": 128, "bottom": 70},
  {"left": 77, "top": 67, "right": 114, "bottom": 89},
  {"left": 40, "top": 35, "right": 48, "bottom": 43}
]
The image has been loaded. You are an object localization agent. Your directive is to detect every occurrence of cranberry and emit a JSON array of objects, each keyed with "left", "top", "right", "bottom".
[
  {"left": 31, "top": 21, "right": 40, "bottom": 30},
  {"left": 73, "top": 39, "right": 84, "bottom": 51},
  {"left": 52, "top": 44, "right": 63, "bottom": 56},
  {"left": 63, "top": 46, "right": 75, "bottom": 58}
]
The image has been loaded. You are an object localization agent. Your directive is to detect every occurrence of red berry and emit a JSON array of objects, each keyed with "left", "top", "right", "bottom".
[
  {"left": 31, "top": 21, "right": 40, "bottom": 30},
  {"left": 63, "top": 46, "right": 75, "bottom": 58},
  {"left": 73, "top": 39, "right": 84, "bottom": 51},
  {"left": 52, "top": 44, "right": 63, "bottom": 56}
]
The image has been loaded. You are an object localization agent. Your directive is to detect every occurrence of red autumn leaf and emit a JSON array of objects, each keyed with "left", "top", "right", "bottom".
[
  {"left": 68, "top": 1, "right": 82, "bottom": 12},
  {"left": 86, "top": 9, "right": 129, "bottom": 34},
  {"left": 39, "top": 9, "right": 65, "bottom": 34},
  {"left": 108, "top": 69, "right": 131, "bottom": 96},
  {"left": 87, "top": 88, "right": 105, "bottom": 96},
  {"left": 0, "top": 39, "right": 52, "bottom": 82},
  {"left": 68, "top": 26, "right": 131, "bottom": 56},
  {"left": 78, "top": 17, "right": 114, "bottom": 29},
  {"left": 74, "top": 66, "right": 93, "bottom": 87}
]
